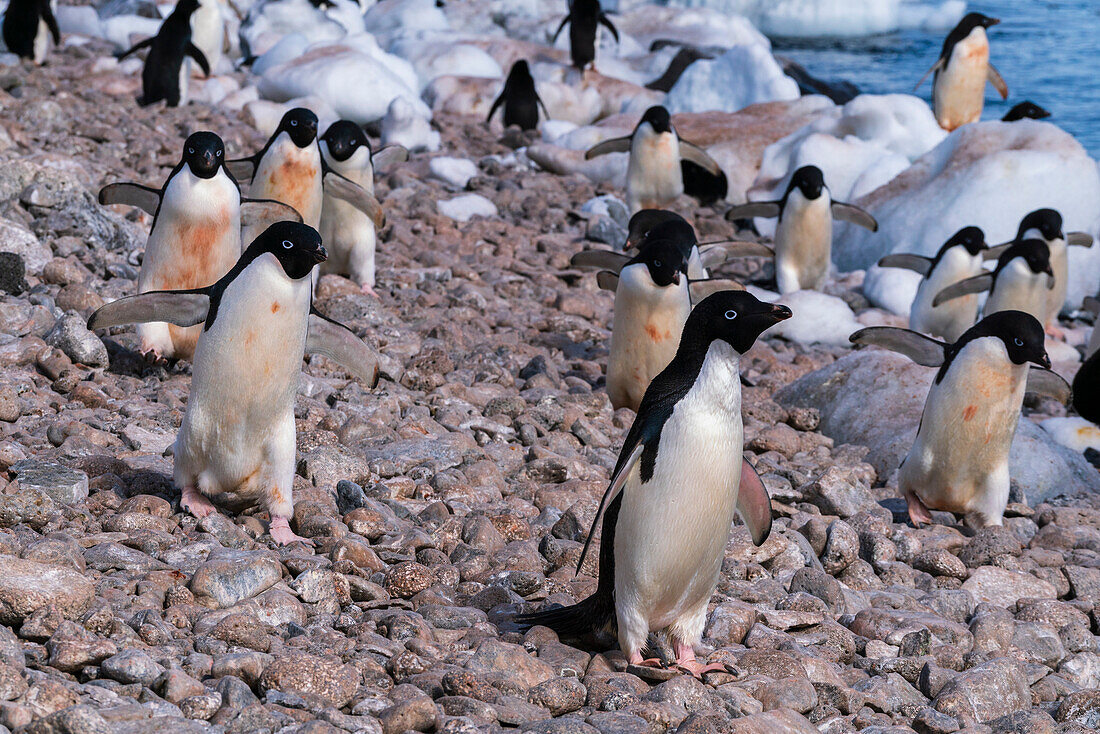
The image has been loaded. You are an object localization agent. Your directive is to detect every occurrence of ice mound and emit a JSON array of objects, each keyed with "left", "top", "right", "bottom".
[{"left": 665, "top": 44, "right": 800, "bottom": 115}]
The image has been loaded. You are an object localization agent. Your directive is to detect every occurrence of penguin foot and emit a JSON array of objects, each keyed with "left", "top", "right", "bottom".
[
  {"left": 269, "top": 516, "right": 314, "bottom": 546},
  {"left": 181, "top": 486, "right": 216, "bottom": 518},
  {"left": 673, "top": 660, "right": 734, "bottom": 679},
  {"left": 360, "top": 283, "right": 380, "bottom": 299},
  {"left": 626, "top": 653, "right": 663, "bottom": 668},
  {"left": 905, "top": 490, "right": 934, "bottom": 527},
  {"left": 1045, "top": 324, "right": 1066, "bottom": 340}
]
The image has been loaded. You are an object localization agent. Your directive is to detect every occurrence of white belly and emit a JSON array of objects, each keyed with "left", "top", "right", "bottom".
[
  {"left": 910, "top": 248, "right": 983, "bottom": 342},
  {"left": 252, "top": 136, "right": 324, "bottom": 228},
  {"left": 774, "top": 192, "right": 832, "bottom": 294},
  {"left": 1046, "top": 240, "right": 1067, "bottom": 326},
  {"left": 319, "top": 146, "right": 376, "bottom": 286},
  {"left": 190, "top": 0, "right": 224, "bottom": 73},
  {"left": 626, "top": 130, "right": 683, "bottom": 214},
  {"left": 984, "top": 261, "right": 1048, "bottom": 322},
  {"left": 933, "top": 29, "right": 989, "bottom": 131}
]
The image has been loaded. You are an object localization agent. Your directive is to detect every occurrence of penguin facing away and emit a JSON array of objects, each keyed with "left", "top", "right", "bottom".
[
  {"left": 934, "top": 238, "right": 1055, "bottom": 324},
  {"left": 87, "top": 222, "right": 381, "bottom": 546},
  {"left": 1073, "top": 297, "right": 1100, "bottom": 424},
  {"left": 118, "top": 0, "right": 210, "bottom": 108},
  {"left": 878, "top": 226, "right": 988, "bottom": 343},
  {"left": 584, "top": 106, "right": 724, "bottom": 214},
  {"left": 487, "top": 60, "right": 548, "bottom": 131},
  {"left": 851, "top": 312, "right": 1069, "bottom": 528},
  {"left": 551, "top": 0, "right": 619, "bottom": 71},
  {"left": 318, "top": 120, "right": 407, "bottom": 296},
  {"left": 98, "top": 131, "right": 301, "bottom": 360},
  {"left": 915, "top": 12, "right": 1007, "bottom": 132},
  {"left": 2, "top": 0, "right": 60, "bottom": 64},
  {"left": 1002, "top": 101, "right": 1050, "bottom": 122},
  {"left": 517, "top": 290, "right": 789, "bottom": 676},
  {"left": 724, "top": 165, "right": 878, "bottom": 295}
]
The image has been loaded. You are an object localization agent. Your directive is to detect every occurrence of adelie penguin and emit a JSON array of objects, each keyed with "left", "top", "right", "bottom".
[
  {"left": 551, "top": 0, "right": 618, "bottom": 71},
  {"left": 724, "top": 165, "right": 877, "bottom": 294},
  {"left": 188, "top": 0, "right": 226, "bottom": 76},
  {"left": 2, "top": 0, "right": 60, "bottom": 64},
  {"left": 118, "top": 0, "right": 210, "bottom": 108},
  {"left": 934, "top": 238, "right": 1055, "bottom": 325},
  {"left": 851, "top": 311, "right": 1069, "bottom": 528},
  {"left": 98, "top": 131, "right": 300, "bottom": 360},
  {"left": 318, "top": 120, "right": 407, "bottom": 296},
  {"left": 227, "top": 108, "right": 385, "bottom": 238},
  {"left": 878, "top": 226, "right": 988, "bottom": 343},
  {"left": 87, "top": 222, "right": 381, "bottom": 545},
  {"left": 1073, "top": 297, "right": 1100, "bottom": 425},
  {"left": 1002, "top": 101, "right": 1050, "bottom": 122},
  {"left": 584, "top": 106, "right": 724, "bottom": 215},
  {"left": 516, "top": 290, "right": 788, "bottom": 676},
  {"left": 915, "top": 12, "right": 1007, "bottom": 132},
  {"left": 487, "top": 61, "right": 548, "bottom": 132}
]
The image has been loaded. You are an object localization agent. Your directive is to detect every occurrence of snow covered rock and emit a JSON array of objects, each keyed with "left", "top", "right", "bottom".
[
  {"left": 615, "top": 5, "right": 769, "bottom": 51},
  {"left": 240, "top": 0, "right": 351, "bottom": 59},
  {"left": 438, "top": 194, "right": 497, "bottom": 222},
  {"left": 381, "top": 98, "right": 440, "bottom": 153},
  {"left": 1041, "top": 417, "right": 1100, "bottom": 454},
  {"left": 390, "top": 38, "right": 503, "bottom": 92},
  {"left": 666, "top": 44, "right": 800, "bottom": 115},
  {"left": 429, "top": 158, "right": 479, "bottom": 189}
]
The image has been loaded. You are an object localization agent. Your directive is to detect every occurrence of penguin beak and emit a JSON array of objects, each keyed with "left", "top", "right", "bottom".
[
  {"left": 671, "top": 271, "right": 681, "bottom": 285},
  {"left": 311, "top": 245, "right": 328, "bottom": 264},
  {"left": 1036, "top": 352, "right": 1052, "bottom": 370},
  {"left": 765, "top": 304, "right": 793, "bottom": 323},
  {"left": 986, "top": 17, "right": 1000, "bottom": 26},
  {"left": 201, "top": 149, "right": 216, "bottom": 170}
]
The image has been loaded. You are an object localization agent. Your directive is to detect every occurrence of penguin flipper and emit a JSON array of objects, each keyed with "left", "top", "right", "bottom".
[
  {"left": 1026, "top": 367, "right": 1071, "bottom": 405},
  {"left": 688, "top": 278, "right": 744, "bottom": 304},
  {"left": 585, "top": 136, "right": 632, "bottom": 159},
  {"left": 913, "top": 57, "right": 944, "bottom": 91},
  {"left": 42, "top": 3, "right": 61, "bottom": 45},
  {"left": 306, "top": 310, "right": 380, "bottom": 388},
  {"left": 1083, "top": 297, "right": 1100, "bottom": 316},
  {"left": 599, "top": 13, "right": 620, "bottom": 44},
  {"left": 1068, "top": 232, "right": 1095, "bottom": 248},
  {"left": 186, "top": 43, "right": 211, "bottom": 76},
  {"left": 571, "top": 249, "right": 631, "bottom": 272},
  {"left": 372, "top": 145, "right": 408, "bottom": 170},
  {"left": 240, "top": 198, "right": 303, "bottom": 228},
  {"left": 595, "top": 270, "right": 619, "bottom": 292},
  {"left": 987, "top": 63, "right": 1009, "bottom": 100},
  {"left": 677, "top": 141, "right": 721, "bottom": 177},
  {"left": 98, "top": 182, "right": 161, "bottom": 216},
  {"left": 849, "top": 326, "right": 946, "bottom": 367},
  {"left": 699, "top": 241, "right": 773, "bottom": 268},
  {"left": 575, "top": 441, "right": 643, "bottom": 573},
  {"left": 117, "top": 37, "right": 153, "bottom": 60},
  {"left": 322, "top": 172, "right": 385, "bottom": 228},
  {"left": 982, "top": 240, "right": 1012, "bottom": 260},
  {"left": 87, "top": 290, "right": 210, "bottom": 331},
  {"left": 225, "top": 158, "right": 257, "bottom": 183},
  {"left": 724, "top": 201, "right": 781, "bottom": 221},
  {"left": 831, "top": 202, "right": 878, "bottom": 232},
  {"left": 737, "top": 459, "right": 772, "bottom": 547},
  {"left": 932, "top": 273, "right": 994, "bottom": 307},
  {"left": 877, "top": 253, "right": 932, "bottom": 276},
  {"left": 486, "top": 92, "right": 504, "bottom": 123},
  {"left": 550, "top": 16, "right": 569, "bottom": 44}
]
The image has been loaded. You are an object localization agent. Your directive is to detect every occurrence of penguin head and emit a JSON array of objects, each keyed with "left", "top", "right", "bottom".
[
  {"left": 277, "top": 108, "right": 319, "bottom": 148},
  {"left": 638, "top": 106, "right": 672, "bottom": 135},
  {"left": 629, "top": 239, "right": 687, "bottom": 288},
  {"left": 249, "top": 221, "right": 327, "bottom": 280},
  {"left": 1003, "top": 101, "right": 1051, "bottom": 122},
  {"left": 957, "top": 12, "right": 1000, "bottom": 32},
  {"left": 684, "top": 290, "right": 791, "bottom": 356},
  {"left": 625, "top": 209, "right": 685, "bottom": 250},
  {"left": 181, "top": 131, "right": 225, "bottom": 179},
  {"left": 320, "top": 120, "right": 370, "bottom": 162},
  {"left": 939, "top": 226, "right": 987, "bottom": 258},
  {"left": 786, "top": 165, "right": 825, "bottom": 201},
  {"left": 506, "top": 60, "right": 534, "bottom": 88},
  {"left": 998, "top": 238, "right": 1054, "bottom": 281},
  {"left": 1016, "top": 208, "right": 1064, "bottom": 242},
  {"left": 172, "top": 0, "right": 201, "bottom": 18},
  {"left": 960, "top": 310, "right": 1050, "bottom": 369}
]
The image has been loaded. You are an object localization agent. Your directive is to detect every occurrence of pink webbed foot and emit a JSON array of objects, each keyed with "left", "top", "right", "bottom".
[
  {"left": 627, "top": 652, "right": 663, "bottom": 668},
  {"left": 672, "top": 642, "right": 732, "bottom": 679},
  {"left": 269, "top": 516, "right": 314, "bottom": 546},
  {"left": 906, "top": 490, "right": 934, "bottom": 528},
  {"left": 360, "top": 283, "right": 380, "bottom": 299},
  {"left": 181, "top": 486, "right": 216, "bottom": 519}
]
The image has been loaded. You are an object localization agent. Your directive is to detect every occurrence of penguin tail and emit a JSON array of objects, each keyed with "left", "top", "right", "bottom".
[{"left": 514, "top": 591, "right": 614, "bottom": 639}]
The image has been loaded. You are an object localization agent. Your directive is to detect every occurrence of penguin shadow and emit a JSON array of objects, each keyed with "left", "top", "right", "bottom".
[{"left": 101, "top": 337, "right": 190, "bottom": 380}]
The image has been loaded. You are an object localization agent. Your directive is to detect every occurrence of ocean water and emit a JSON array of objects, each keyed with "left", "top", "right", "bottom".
[{"left": 771, "top": 1, "right": 1100, "bottom": 158}]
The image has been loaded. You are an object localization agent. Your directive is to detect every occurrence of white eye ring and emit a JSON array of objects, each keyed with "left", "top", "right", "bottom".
[
  {"left": 290, "top": 120, "right": 298, "bottom": 126},
  {"left": 725, "top": 310, "right": 737, "bottom": 320},
  {"left": 188, "top": 148, "right": 194, "bottom": 154},
  {"left": 653, "top": 260, "right": 662, "bottom": 268},
  {"left": 282, "top": 240, "right": 293, "bottom": 249},
  {"left": 1014, "top": 337, "right": 1024, "bottom": 346},
  {"left": 216, "top": 150, "right": 222, "bottom": 157}
]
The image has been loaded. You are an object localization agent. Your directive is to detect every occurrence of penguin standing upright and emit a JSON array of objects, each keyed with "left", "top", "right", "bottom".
[
  {"left": 851, "top": 312, "right": 1069, "bottom": 527},
  {"left": 981, "top": 209, "right": 1094, "bottom": 329},
  {"left": 2, "top": 0, "right": 60, "bottom": 64},
  {"left": 517, "top": 290, "right": 788, "bottom": 676},
  {"left": 934, "top": 238, "right": 1055, "bottom": 324},
  {"left": 487, "top": 60, "right": 548, "bottom": 131},
  {"left": 585, "top": 106, "right": 723, "bottom": 215},
  {"left": 188, "top": 0, "right": 226, "bottom": 75},
  {"left": 915, "top": 12, "right": 1007, "bottom": 132},
  {"left": 1073, "top": 297, "right": 1100, "bottom": 424},
  {"left": 551, "top": 0, "right": 618, "bottom": 71},
  {"left": 118, "top": 0, "right": 210, "bottom": 107},
  {"left": 318, "top": 120, "right": 407, "bottom": 296},
  {"left": 878, "top": 226, "right": 988, "bottom": 342},
  {"left": 98, "top": 131, "right": 300, "bottom": 360},
  {"left": 724, "top": 165, "right": 877, "bottom": 294},
  {"left": 87, "top": 222, "right": 381, "bottom": 545}
]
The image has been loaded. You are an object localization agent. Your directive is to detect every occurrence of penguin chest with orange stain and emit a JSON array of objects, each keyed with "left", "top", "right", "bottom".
[
  {"left": 160, "top": 205, "right": 236, "bottom": 291},
  {"left": 934, "top": 30, "right": 990, "bottom": 130},
  {"left": 628, "top": 131, "right": 683, "bottom": 202},
  {"left": 253, "top": 145, "right": 323, "bottom": 227}
]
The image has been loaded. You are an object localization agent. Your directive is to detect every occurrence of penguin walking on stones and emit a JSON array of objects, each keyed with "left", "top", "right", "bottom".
[
  {"left": 585, "top": 106, "right": 724, "bottom": 215},
  {"left": 915, "top": 12, "right": 1007, "bottom": 132},
  {"left": 87, "top": 222, "right": 381, "bottom": 545},
  {"left": 724, "top": 165, "right": 877, "bottom": 295},
  {"left": 934, "top": 238, "right": 1055, "bottom": 325},
  {"left": 551, "top": 0, "right": 618, "bottom": 71},
  {"left": 118, "top": 0, "right": 210, "bottom": 107},
  {"left": 2, "top": 0, "right": 60, "bottom": 64},
  {"left": 878, "top": 226, "right": 988, "bottom": 343},
  {"left": 851, "top": 312, "right": 1069, "bottom": 528},
  {"left": 318, "top": 120, "right": 407, "bottom": 296},
  {"left": 517, "top": 290, "right": 787, "bottom": 676},
  {"left": 98, "top": 131, "right": 300, "bottom": 360},
  {"left": 981, "top": 209, "right": 1093, "bottom": 331},
  {"left": 487, "top": 60, "right": 548, "bottom": 132}
]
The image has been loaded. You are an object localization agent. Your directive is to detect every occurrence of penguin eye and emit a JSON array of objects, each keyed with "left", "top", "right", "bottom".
[
  {"left": 188, "top": 148, "right": 194, "bottom": 154},
  {"left": 1013, "top": 338, "right": 1024, "bottom": 347},
  {"left": 725, "top": 310, "right": 737, "bottom": 320},
  {"left": 216, "top": 150, "right": 222, "bottom": 157},
  {"left": 654, "top": 260, "right": 662, "bottom": 268},
  {"left": 290, "top": 120, "right": 298, "bottom": 126},
  {"left": 282, "top": 240, "right": 294, "bottom": 249}
]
